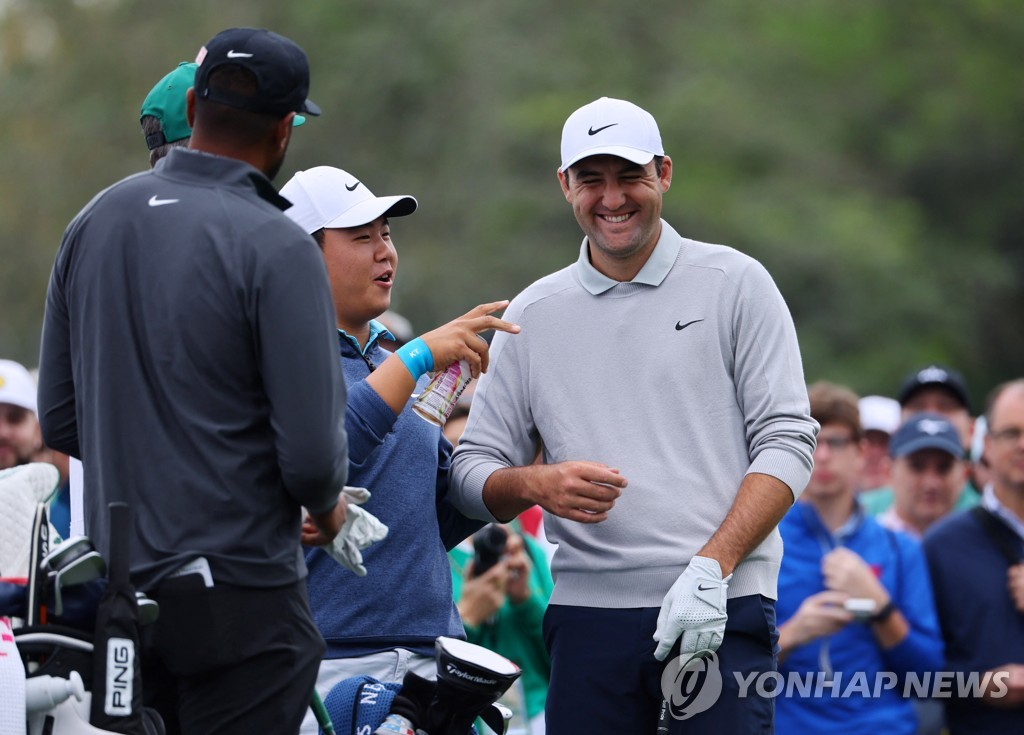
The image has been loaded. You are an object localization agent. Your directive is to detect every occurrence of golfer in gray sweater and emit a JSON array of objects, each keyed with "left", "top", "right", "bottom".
[{"left": 450, "top": 97, "right": 818, "bottom": 733}]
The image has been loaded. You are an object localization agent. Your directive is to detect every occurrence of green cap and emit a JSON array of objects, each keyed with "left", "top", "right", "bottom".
[
  {"left": 140, "top": 60, "right": 307, "bottom": 151},
  {"left": 141, "top": 62, "right": 197, "bottom": 149}
]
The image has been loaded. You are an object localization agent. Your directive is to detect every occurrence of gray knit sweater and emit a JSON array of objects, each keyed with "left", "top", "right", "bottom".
[{"left": 450, "top": 221, "right": 817, "bottom": 608}]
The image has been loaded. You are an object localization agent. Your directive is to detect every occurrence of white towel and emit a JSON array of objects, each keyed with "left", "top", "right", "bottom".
[{"left": 0, "top": 616, "right": 26, "bottom": 734}]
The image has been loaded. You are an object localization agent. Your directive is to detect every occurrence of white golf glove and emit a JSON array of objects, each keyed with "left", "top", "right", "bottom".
[
  {"left": 653, "top": 555, "right": 731, "bottom": 661},
  {"left": 323, "top": 486, "right": 389, "bottom": 577}
]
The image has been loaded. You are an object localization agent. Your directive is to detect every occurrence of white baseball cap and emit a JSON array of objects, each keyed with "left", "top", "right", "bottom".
[
  {"left": 858, "top": 395, "right": 901, "bottom": 435},
  {"left": 0, "top": 359, "right": 37, "bottom": 415},
  {"left": 559, "top": 97, "right": 664, "bottom": 173},
  {"left": 281, "top": 166, "right": 418, "bottom": 235}
]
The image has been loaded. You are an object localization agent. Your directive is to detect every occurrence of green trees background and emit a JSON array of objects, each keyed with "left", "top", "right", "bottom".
[{"left": 1, "top": 0, "right": 1020, "bottom": 405}]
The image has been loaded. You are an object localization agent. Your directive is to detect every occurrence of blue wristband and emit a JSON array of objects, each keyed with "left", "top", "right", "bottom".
[{"left": 395, "top": 337, "right": 434, "bottom": 379}]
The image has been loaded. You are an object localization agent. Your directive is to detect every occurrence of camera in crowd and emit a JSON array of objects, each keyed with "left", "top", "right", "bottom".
[{"left": 471, "top": 524, "right": 508, "bottom": 577}]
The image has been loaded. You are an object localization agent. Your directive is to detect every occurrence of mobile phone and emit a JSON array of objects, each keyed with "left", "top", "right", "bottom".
[{"left": 844, "top": 597, "right": 877, "bottom": 620}]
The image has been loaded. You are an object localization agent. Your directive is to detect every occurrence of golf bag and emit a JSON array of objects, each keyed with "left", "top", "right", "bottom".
[
  {"left": 16, "top": 623, "right": 161, "bottom": 735},
  {"left": 0, "top": 466, "right": 163, "bottom": 735}
]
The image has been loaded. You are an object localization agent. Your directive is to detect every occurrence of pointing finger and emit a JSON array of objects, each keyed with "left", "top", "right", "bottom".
[{"left": 463, "top": 300, "right": 511, "bottom": 319}]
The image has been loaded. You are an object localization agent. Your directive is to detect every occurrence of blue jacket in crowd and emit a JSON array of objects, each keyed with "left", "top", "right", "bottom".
[{"left": 776, "top": 501, "right": 945, "bottom": 735}]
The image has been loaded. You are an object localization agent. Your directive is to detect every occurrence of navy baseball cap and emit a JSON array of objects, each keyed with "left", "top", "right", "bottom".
[
  {"left": 193, "top": 28, "right": 321, "bottom": 118},
  {"left": 142, "top": 60, "right": 307, "bottom": 151},
  {"left": 889, "top": 412, "right": 963, "bottom": 459},
  {"left": 897, "top": 364, "right": 971, "bottom": 412}
]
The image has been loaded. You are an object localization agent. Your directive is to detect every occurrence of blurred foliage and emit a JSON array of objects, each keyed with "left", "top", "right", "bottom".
[{"left": 0, "top": 0, "right": 1020, "bottom": 405}]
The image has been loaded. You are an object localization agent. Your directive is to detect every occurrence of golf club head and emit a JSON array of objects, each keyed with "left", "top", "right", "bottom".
[
  {"left": 42, "top": 536, "right": 96, "bottom": 573},
  {"left": 51, "top": 551, "right": 106, "bottom": 617},
  {"left": 135, "top": 592, "right": 159, "bottom": 626},
  {"left": 479, "top": 702, "right": 514, "bottom": 735}
]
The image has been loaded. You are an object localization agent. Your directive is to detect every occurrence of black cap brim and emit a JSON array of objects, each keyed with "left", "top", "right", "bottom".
[
  {"left": 898, "top": 381, "right": 970, "bottom": 411},
  {"left": 301, "top": 99, "right": 322, "bottom": 116}
]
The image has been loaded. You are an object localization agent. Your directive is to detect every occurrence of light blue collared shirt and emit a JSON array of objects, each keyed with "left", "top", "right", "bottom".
[{"left": 337, "top": 319, "right": 395, "bottom": 356}]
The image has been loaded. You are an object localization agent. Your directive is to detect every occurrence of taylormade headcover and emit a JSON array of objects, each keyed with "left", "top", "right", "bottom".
[{"left": 653, "top": 555, "right": 731, "bottom": 661}]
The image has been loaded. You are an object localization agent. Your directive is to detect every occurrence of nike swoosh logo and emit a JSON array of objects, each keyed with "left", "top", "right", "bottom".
[
  {"left": 148, "top": 195, "right": 180, "bottom": 207},
  {"left": 675, "top": 319, "right": 704, "bottom": 331},
  {"left": 697, "top": 584, "right": 716, "bottom": 591},
  {"left": 345, "top": 182, "right": 360, "bottom": 192},
  {"left": 588, "top": 123, "right": 618, "bottom": 136},
  {"left": 226, "top": 50, "right": 253, "bottom": 58}
]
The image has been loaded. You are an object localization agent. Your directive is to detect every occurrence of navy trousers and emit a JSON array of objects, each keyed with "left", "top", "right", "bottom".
[{"left": 543, "top": 594, "right": 778, "bottom": 734}]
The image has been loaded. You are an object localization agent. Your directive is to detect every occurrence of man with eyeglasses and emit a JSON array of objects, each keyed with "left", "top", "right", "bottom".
[
  {"left": 775, "top": 381, "right": 943, "bottom": 735},
  {"left": 924, "top": 379, "right": 1024, "bottom": 734}
]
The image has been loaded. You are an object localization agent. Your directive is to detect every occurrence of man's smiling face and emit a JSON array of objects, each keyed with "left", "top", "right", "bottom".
[{"left": 558, "top": 154, "right": 672, "bottom": 280}]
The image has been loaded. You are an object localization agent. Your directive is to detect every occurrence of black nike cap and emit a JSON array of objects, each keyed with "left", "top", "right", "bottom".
[
  {"left": 897, "top": 364, "right": 971, "bottom": 413},
  {"left": 194, "top": 28, "right": 321, "bottom": 118}
]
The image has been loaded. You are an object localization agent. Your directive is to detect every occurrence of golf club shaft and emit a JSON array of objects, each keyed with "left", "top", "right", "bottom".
[{"left": 311, "top": 689, "right": 335, "bottom": 735}]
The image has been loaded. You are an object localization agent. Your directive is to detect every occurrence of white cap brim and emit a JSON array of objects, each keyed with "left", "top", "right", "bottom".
[
  {"left": 321, "top": 194, "right": 417, "bottom": 229},
  {"left": 560, "top": 145, "right": 656, "bottom": 173},
  {"left": 281, "top": 166, "right": 418, "bottom": 235}
]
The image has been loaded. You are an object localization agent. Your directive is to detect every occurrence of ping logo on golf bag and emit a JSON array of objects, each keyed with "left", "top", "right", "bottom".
[{"left": 104, "top": 637, "right": 136, "bottom": 715}]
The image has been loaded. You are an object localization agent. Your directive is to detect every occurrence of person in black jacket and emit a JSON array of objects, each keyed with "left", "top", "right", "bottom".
[{"left": 37, "top": 28, "right": 350, "bottom": 734}]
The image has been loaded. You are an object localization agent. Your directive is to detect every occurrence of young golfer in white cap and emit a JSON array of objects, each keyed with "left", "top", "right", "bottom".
[{"left": 280, "top": 165, "right": 520, "bottom": 734}]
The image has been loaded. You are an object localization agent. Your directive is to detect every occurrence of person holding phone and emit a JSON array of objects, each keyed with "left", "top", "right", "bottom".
[{"left": 776, "top": 382, "right": 944, "bottom": 735}]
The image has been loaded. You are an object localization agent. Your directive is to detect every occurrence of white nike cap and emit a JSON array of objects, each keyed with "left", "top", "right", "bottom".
[
  {"left": 559, "top": 97, "right": 664, "bottom": 173},
  {"left": 0, "top": 359, "right": 38, "bottom": 415},
  {"left": 281, "top": 166, "right": 417, "bottom": 234}
]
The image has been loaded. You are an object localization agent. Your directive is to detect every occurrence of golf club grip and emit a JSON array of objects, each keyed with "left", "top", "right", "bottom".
[
  {"left": 656, "top": 697, "right": 670, "bottom": 734},
  {"left": 107, "top": 502, "right": 131, "bottom": 585}
]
